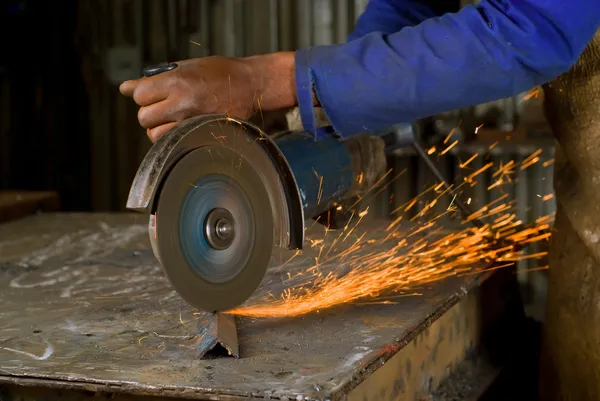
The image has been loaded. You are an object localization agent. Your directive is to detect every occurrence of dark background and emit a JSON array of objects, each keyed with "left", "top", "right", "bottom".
[{"left": 1, "top": 0, "right": 91, "bottom": 210}]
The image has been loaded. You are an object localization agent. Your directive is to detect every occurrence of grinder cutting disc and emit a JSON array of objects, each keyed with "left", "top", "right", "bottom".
[{"left": 154, "top": 144, "right": 274, "bottom": 312}]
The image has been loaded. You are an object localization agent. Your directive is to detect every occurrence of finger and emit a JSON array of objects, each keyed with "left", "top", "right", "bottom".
[
  {"left": 132, "top": 76, "right": 171, "bottom": 106},
  {"left": 147, "top": 122, "right": 178, "bottom": 142},
  {"left": 137, "top": 101, "right": 175, "bottom": 129},
  {"left": 119, "top": 79, "right": 139, "bottom": 97}
]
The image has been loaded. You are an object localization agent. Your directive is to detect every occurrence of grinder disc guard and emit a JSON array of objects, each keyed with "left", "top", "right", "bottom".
[{"left": 152, "top": 129, "right": 277, "bottom": 312}]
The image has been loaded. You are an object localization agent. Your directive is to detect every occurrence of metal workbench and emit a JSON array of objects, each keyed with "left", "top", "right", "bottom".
[{"left": 0, "top": 213, "right": 523, "bottom": 401}]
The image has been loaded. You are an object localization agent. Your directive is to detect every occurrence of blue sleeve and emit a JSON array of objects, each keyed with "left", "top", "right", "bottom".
[
  {"left": 294, "top": 0, "right": 600, "bottom": 139},
  {"left": 347, "top": 0, "right": 460, "bottom": 41}
]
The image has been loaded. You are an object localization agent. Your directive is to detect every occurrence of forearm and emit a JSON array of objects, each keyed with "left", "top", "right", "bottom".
[
  {"left": 245, "top": 0, "right": 459, "bottom": 118},
  {"left": 296, "top": 0, "right": 600, "bottom": 138},
  {"left": 246, "top": 52, "right": 298, "bottom": 112}
]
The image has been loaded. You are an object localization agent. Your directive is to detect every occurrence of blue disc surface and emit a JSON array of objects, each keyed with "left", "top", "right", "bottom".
[
  {"left": 179, "top": 174, "right": 254, "bottom": 284},
  {"left": 155, "top": 143, "right": 274, "bottom": 312}
]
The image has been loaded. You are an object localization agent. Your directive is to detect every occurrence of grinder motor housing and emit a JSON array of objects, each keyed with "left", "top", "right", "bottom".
[{"left": 126, "top": 115, "right": 416, "bottom": 312}]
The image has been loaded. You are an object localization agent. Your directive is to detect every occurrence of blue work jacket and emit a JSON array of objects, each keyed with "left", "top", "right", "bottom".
[{"left": 294, "top": 0, "right": 600, "bottom": 138}]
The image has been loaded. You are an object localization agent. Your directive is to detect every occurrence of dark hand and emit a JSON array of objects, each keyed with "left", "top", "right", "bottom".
[{"left": 119, "top": 56, "right": 260, "bottom": 142}]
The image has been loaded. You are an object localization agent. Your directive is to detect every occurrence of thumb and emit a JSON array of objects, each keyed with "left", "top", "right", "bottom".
[{"left": 119, "top": 80, "right": 139, "bottom": 97}]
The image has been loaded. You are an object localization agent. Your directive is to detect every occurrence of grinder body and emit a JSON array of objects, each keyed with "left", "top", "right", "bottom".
[
  {"left": 273, "top": 130, "right": 354, "bottom": 229},
  {"left": 126, "top": 62, "right": 417, "bottom": 313}
]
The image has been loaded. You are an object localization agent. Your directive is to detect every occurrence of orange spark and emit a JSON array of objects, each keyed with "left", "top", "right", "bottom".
[
  {"left": 440, "top": 140, "right": 459, "bottom": 155},
  {"left": 523, "top": 87, "right": 541, "bottom": 101},
  {"left": 520, "top": 149, "right": 543, "bottom": 170},
  {"left": 444, "top": 128, "right": 457, "bottom": 144},
  {"left": 225, "top": 148, "right": 554, "bottom": 319},
  {"left": 460, "top": 153, "right": 478, "bottom": 169},
  {"left": 464, "top": 162, "right": 493, "bottom": 183}
]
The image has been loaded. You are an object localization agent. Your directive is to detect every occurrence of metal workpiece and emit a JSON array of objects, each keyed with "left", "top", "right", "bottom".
[
  {"left": 196, "top": 313, "right": 239, "bottom": 359},
  {"left": 0, "top": 213, "right": 523, "bottom": 401}
]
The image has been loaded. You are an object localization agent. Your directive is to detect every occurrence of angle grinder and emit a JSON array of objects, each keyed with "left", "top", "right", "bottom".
[{"left": 126, "top": 62, "right": 418, "bottom": 313}]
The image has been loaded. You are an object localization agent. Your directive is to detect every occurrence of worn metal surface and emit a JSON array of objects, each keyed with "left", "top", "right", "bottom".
[{"left": 0, "top": 213, "right": 507, "bottom": 400}]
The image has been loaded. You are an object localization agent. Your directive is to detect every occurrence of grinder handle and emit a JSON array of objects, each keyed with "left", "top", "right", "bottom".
[{"left": 142, "top": 62, "right": 179, "bottom": 77}]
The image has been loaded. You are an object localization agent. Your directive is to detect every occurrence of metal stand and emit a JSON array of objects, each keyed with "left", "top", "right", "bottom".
[{"left": 195, "top": 312, "right": 240, "bottom": 359}]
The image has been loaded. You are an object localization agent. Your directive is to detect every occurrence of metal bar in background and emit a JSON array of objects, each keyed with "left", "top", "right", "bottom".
[
  {"left": 543, "top": 150, "right": 556, "bottom": 215},
  {"left": 174, "top": 0, "right": 183, "bottom": 58},
  {"left": 243, "top": 0, "right": 254, "bottom": 55},
  {"left": 0, "top": 71, "right": 10, "bottom": 187},
  {"left": 134, "top": 0, "right": 144, "bottom": 63},
  {"left": 296, "top": 0, "right": 313, "bottom": 48},
  {"left": 529, "top": 161, "right": 544, "bottom": 258},
  {"left": 233, "top": 0, "right": 245, "bottom": 56},
  {"left": 472, "top": 155, "right": 488, "bottom": 213},
  {"left": 527, "top": 160, "right": 544, "bottom": 295},
  {"left": 133, "top": 0, "right": 150, "bottom": 163},
  {"left": 92, "top": 0, "right": 113, "bottom": 211},
  {"left": 165, "top": 0, "right": 178, "bottom": 59},
  {"left": 210, "top": 0, "right": 233, "bottom": 56},
  {"left": 515, "top": 154, "right": 529, "bottom": 282},
  {"left": 353, "top": 0, "right": 368, "bottom": 21},
  {"left": 245, "top": 0, "right": 278, "bottom": 56},
  {"left": 148, "top": 0, "right": 169, "bottom": 62},
  {"left": 223, "top": 0, "right": 236, "bottom": 56},
  {"left": 179, "top": 0, "right": 193, "bottom": 59},
  {"left": 268, "top": 0, "right": 279, "bottom": 52},
  {"left": 278, "top": 0, "right": 293, "bottom": 50},
  {"left": 187, "top": 2, "right": 203, "bottom": 58},
  {"left": 391, "top": 155, "right": 416, "bottom": 219},
  {"left": 210, "top": 1, "right": 222, "bottom": 55},
  {"left": 313, "top": 0, "right": 333, "bottom": 46},
  {"left": 333, "top": 0, "right": 349, "bottom": 43},
  {"left": 200, "top": 0, "right": 211, "bottom": 56}
]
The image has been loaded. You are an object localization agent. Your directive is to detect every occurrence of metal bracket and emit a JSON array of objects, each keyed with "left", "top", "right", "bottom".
[{"left": 195, "top": 312, "right": 239, "bottom": 359}]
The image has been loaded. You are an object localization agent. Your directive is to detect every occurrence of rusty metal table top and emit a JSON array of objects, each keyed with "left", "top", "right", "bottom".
[{"left": 0, "top": 213, "right": 482, "bottom": 400}]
